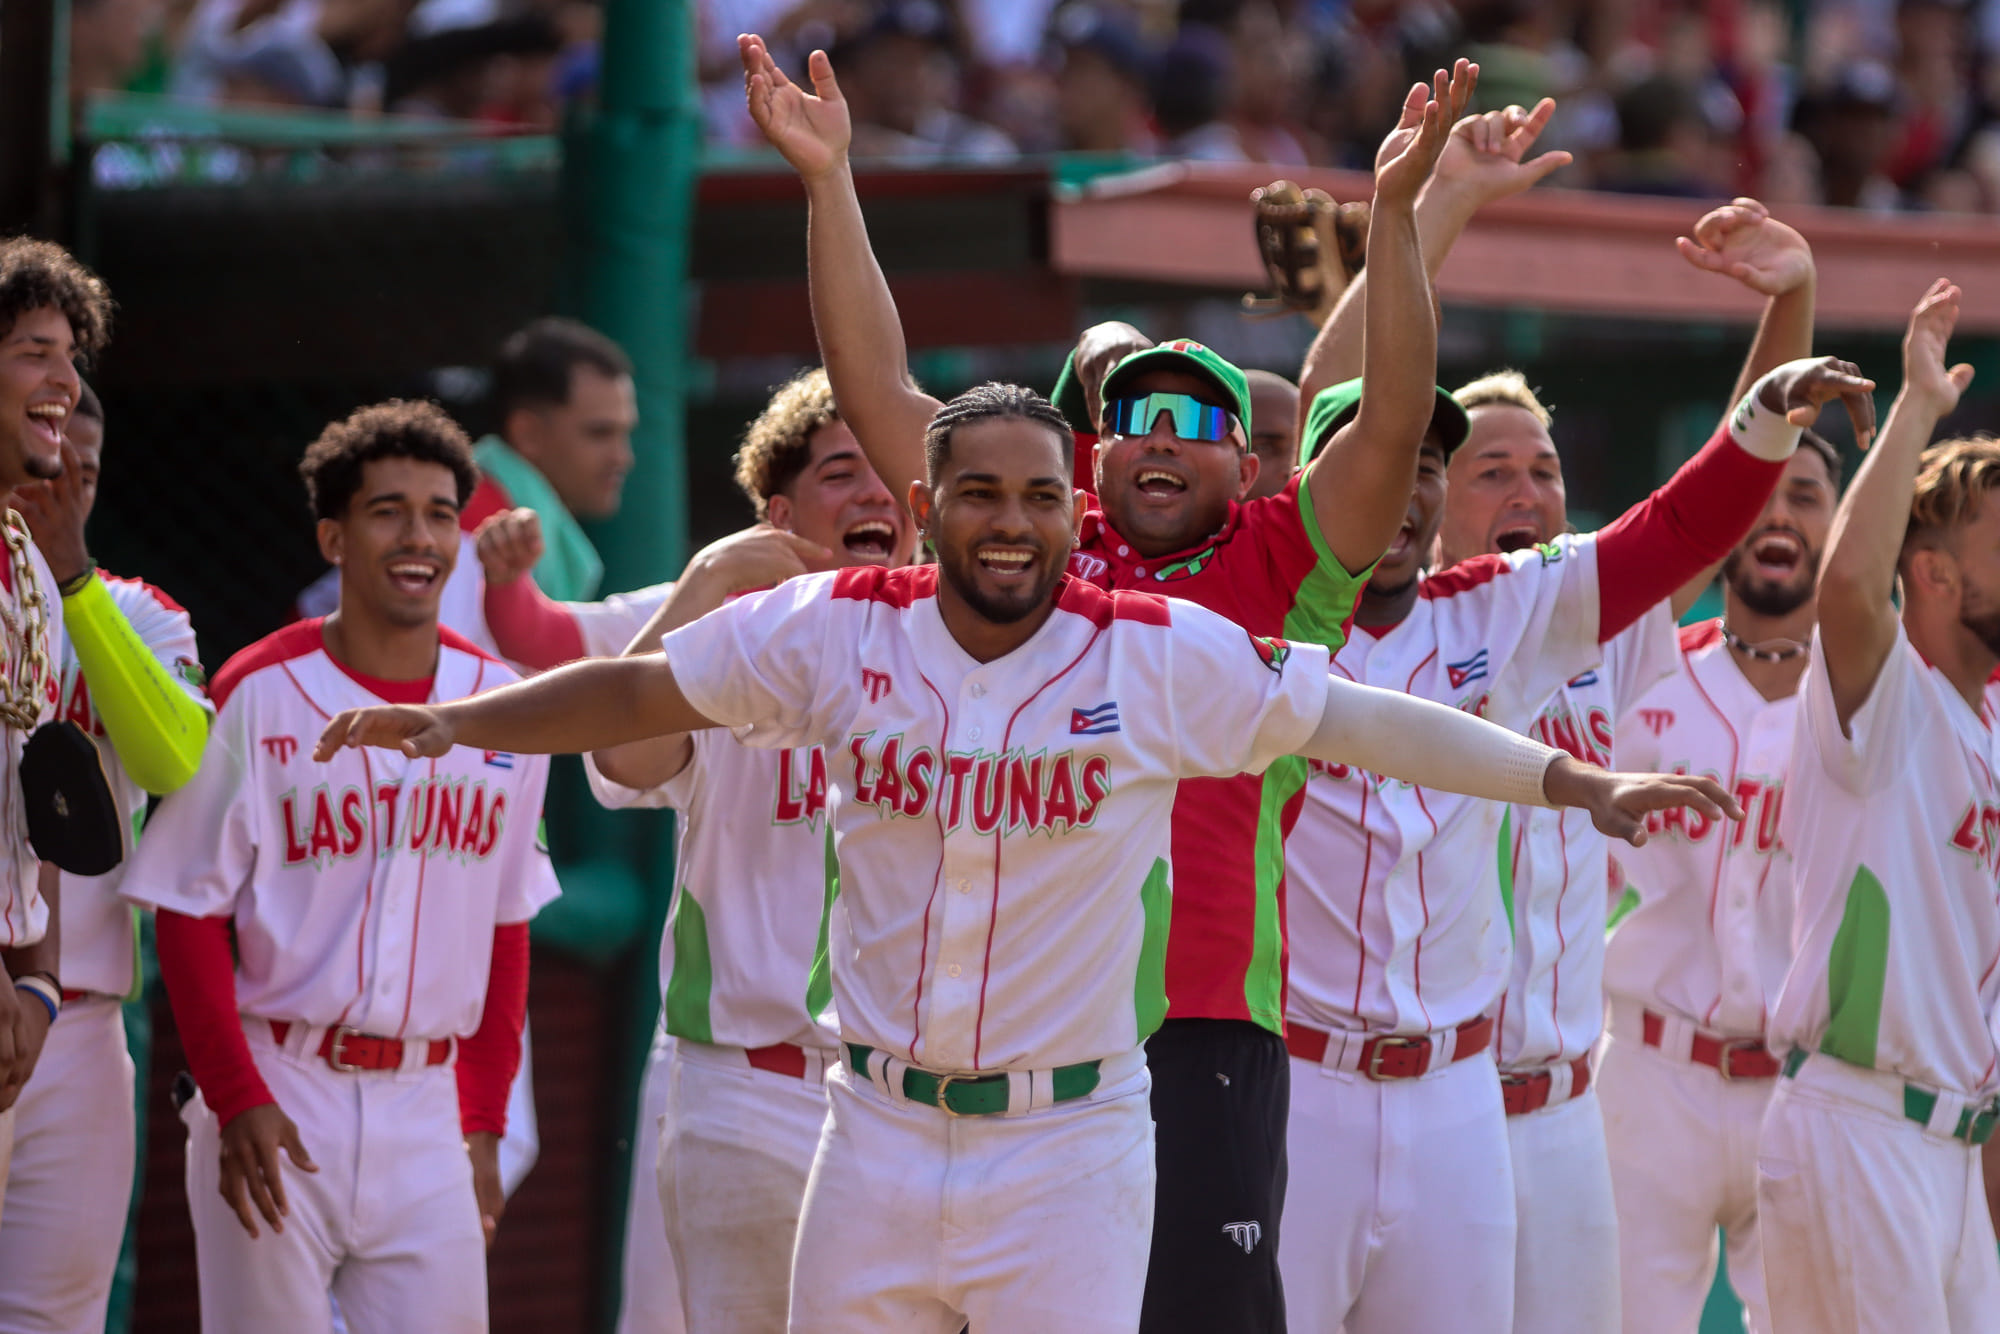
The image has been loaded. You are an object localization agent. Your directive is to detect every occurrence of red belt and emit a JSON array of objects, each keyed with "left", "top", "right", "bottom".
[
  {"left": 1501, "top": 1055, "right": 1592, "bottom": 1116},
  {"left": 1642, "top": 1010, "right": 1781, "bottom": 1081},
  {"left": 1285, "top": 1015, "right": 1494, "bottom": 1080},
  {"left": 269, "top": 1021, "right": 451, "bottom": 1073},
  {"left": 745, "top": 1042, "right": 811, "bottom": 1079},
  {"left": 60, "top": 989, "right": 88, "bottom": 1003}
]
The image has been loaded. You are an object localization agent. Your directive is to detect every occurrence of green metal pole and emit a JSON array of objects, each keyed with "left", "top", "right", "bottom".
[{"left": 558, "top": 2, "right": 697, "bottom": 1326}]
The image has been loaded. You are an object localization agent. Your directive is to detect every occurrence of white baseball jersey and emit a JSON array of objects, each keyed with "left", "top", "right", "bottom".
[
  {"left": 565, "top": 582, "right": 674, "bottom": 659},
  {"left": 1605, "top": 620, "right": 1800, "bottom": 1037},
  {"left": 52, "top": 574, "right": 212, "bottom": 997},
  {"left": 1495, "top": 603, "right": 1678, "bottom": 1068},
  {"left": 1, "top": 539, "right": 63, "bottom": 948},
  {"left": 1287, "top": 537, "right": 1605, "bottom": 1038},
  {"left": 661, "top": 565, "right": 1330, "bottom": 1073},
  {"left": 588, "top": 730, "right": 839, "bottom": 1052},
  {"left": 123, "top": 619, "right": 561, "bottom": 1039},
  {"left": 1769, "top": 624, "right": 2000, "bottom": 1095}
]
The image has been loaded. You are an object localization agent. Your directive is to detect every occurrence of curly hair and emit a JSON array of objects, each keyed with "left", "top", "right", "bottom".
[
  {"left": 1906, "top": 435, "right": 2000, "bottom": 558},
  {"left": 924, "top": 383, "right": 1071, "bottom": 482},
  {"left": 299, "top": 399, "right": 478, "bottom": 521},
  {"left": 0, "top": 238, "right": 112, "bottom": 365},
  {"left": 733, "top": 368, "right": 842, "bottom": 518}
]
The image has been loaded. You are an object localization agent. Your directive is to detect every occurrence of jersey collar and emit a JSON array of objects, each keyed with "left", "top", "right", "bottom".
[{"left": 1075, "top": 500, "right": 1241, "bottom": 585}]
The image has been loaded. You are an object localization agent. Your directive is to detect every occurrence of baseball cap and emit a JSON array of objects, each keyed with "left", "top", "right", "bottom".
[
  {"left": 1299, "top": 378, "right": 1471, "bottom": 466},
  {"left": 1100, "top": 340, "right": 1254, "bottom": 439}
]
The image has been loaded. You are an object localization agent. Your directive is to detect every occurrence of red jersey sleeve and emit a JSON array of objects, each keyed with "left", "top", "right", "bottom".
[{"left": 456, "top": 922, "right": 529, "bottom": 1136}]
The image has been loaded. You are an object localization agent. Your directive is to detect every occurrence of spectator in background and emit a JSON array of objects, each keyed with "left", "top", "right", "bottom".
[
  {"left": 70, "top": 0, "right": 167, "bottom": 110},
  {"left": 1155, "top": 21, "right": 1245, "bottom": 160},
  {"left": 1050, "top": 2, "right": 1158, "bottom": 154},
  {"left": 1794, "top": 60, "right": 1903, "bottom": 209},
  {"left": 1597, "top": 74, "right": 1728, "bottom": 198},
  {"left": 837, "top": 0, "right": 1017, "bottom": 163},
  {"left": 383, "top": 11, "right": 563, "bottom": 125},
  {"left": 1179, "top": 0, "right": 1309, "bottom": 164}
]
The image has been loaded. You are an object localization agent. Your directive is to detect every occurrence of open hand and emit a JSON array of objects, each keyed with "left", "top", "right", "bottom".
[
  {"left": 474, "top": 508, "right": 544, "bottom": 587},
  {"left": 1757, "top": 356, "right": 1878, "bottom": 449},
  {"left": 1544, "top": 756, "right": 1743, "bottom": 847},
  {"left": 1902, "top": 278, "right": 1975, "bottom": 417},
  {"left": 315, "top": 704, "right": 455, "bottom": 761},
  {"left": 1429, "top": 97, "right": 1572, "bottom": 208},
  {"left": 741, "top": 34, "right": 849, "bottom": 181},
  {"left": 1677, "top": 198, "right": 1815, "bottom": 297},
  {"left": 1374, "top": 61, "right": 1477, "bottom": 210},
  {"left": 218, "top": 1103, "right": 318, "bottom": 1239}
]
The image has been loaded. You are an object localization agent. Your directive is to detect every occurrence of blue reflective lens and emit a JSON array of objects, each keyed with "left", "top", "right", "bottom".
[{"left": 1105, "top": 392, "right": 1233, "bottom": 442}]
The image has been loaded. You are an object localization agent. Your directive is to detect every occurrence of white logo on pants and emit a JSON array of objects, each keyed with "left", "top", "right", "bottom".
[{"left": 1222, "top": 1221, "right": 1261, "bottom": 1254}]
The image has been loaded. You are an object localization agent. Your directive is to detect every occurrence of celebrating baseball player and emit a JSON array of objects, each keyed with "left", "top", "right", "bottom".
[
  {"left": 1756, "top": 279, "right": 2000, "bottom": 1333},
  {"left": 1276, "top": 321, "right": 1870, "bottom": 1332},
  {"left": 125, "top": 402, "right": 560, "bottom": 1334},
  {"left": 0, "top": 383, "right": 212, "bottom": 1334},
  {"left": 744, "top": 33, "right": 1490, "bottom": 1327}
]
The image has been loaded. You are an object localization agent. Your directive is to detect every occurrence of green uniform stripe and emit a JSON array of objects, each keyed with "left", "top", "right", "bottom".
[
  {"left": 1245, "top": 755, "right": 1309, "bottom": 1033},
  {"left": 1135, "top": 857, "right": 1172, "bottom": 1040},
  {"left": 1287, "top": 481, "right": 1372, "bottom": 649},
  {"left": 662, "top": 888, "right": 714, "bottom": 1044},
  {"left": 1606, "top": 886, "right": 1641, "bottom": 933},
  {"left": 1821, "top": 864, "right": 1890, "bottom": 1070},
  {"left": 806, "top": 824, "right": 838, "bottom": 1020},
  {"left": 1497, "top": 807, "right": 1516, "bottom": 939}
]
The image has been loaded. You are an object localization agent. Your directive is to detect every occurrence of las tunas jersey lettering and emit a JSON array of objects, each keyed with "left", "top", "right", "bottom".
[
  {"left": 1605, "top": 620, "right": 1800, "bottom": 1039},
  {"left": 587, "top": 730, "right": 840, "bottom": 1053},
  {"left": 54, "top": 575, "right": 212, "bottom": 997},
  {"left": 123, "top": 620, "right": 561, "bottom": 1039},
  {"left": 661, "top": 565, "right": 1330, "bottom": 1074},
  {"left": 1771, "top": 626, "right": 2000, "bottom": 1096},
  {"left": 1287, "top": 536, "right": 1606, "bottom": 1039},
  {"left": 1070, "top": 471, "right": 1366, "bottom": 1034},
  {"left": 1495, "top": 605, "right": 1678, "bottom": 1068},
  {"left": 1, "top": 540, "right": 62, "bottom": 948}
]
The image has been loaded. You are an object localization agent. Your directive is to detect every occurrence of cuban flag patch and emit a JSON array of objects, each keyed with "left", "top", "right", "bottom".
[
  {"left": 483, "top": 751, "right": 515, "bottom": 770},
  {"left": 1567, "top": 669, "right": 1599, "bottom": 688},
  {"left": 1446, "top": 649, "right": 1489, "bottom": 689},
  {"left": 1071, "top": 702, "right": 1121, "bottom": 735}
]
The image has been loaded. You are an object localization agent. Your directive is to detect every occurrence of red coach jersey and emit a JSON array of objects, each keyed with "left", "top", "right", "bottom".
[{"left": 1070, "top": 471, "right": 1367, "bottom": 1033}]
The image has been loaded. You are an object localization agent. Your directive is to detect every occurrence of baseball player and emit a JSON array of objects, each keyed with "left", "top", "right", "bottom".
[
  {"left": 1757, "top": 280, "right": 2000, "bottom": 1333},
  {"left": 1277, "top": 347, "right": 1874, "bottom": 1333},
  {"left": 0, "top": 237, "right": 110, "bottom": 1191},
  {"left": 319, "top": 381, "right": 1738, "bottom": 1332},
  {"left": 746, "top": 36, "right": 1481, "bottom": 1328},
  {"left": 1435, "top": 199, "right": 1824, "bottom": 1334},
  {"left": 125, "top": 401, "right": 560, "bottom": 1334},
  {"left": 0, "top": 384, "right": 212, "bottom": 1333}
]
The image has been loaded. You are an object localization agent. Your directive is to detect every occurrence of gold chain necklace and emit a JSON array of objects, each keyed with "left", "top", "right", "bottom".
[{"left": 0, "top": 510, "right": 51, "bottom": 731}]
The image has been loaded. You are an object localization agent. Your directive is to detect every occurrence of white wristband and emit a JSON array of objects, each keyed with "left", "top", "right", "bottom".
[{"left": 1730, "top": 372, "right": 1807, "bottom": 462}]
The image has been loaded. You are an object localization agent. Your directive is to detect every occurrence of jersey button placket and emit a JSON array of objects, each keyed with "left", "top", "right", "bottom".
[{"left": 930, "top": 683, "right": 995, "bottom": 1067}]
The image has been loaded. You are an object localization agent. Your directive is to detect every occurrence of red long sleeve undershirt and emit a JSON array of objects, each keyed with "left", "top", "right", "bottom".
[
  {"left": 1591, "top": 422, "right": 1786, "bottom": 642},
  {"left": 482, "top": 576, "right": 586, "bottom": 671},
  {"left": 457, "top": 922, "right": 530, "bottom": 1137},
  {"left": 155, "top": 910, "right": 271, "bottom": 1126}
]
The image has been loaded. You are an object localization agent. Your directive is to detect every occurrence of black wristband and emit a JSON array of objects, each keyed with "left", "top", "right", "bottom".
[{"left": 56, "top": 562, "right": 95, "bottom": 599}]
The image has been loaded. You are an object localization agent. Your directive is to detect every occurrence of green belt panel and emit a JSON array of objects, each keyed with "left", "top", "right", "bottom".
[
  {"left": 1784, "top": 1048, "right": 1999, "bottom": 1145},
  {"left": 846, "top": 1043, "right": 1101, "bottom": 1116}
]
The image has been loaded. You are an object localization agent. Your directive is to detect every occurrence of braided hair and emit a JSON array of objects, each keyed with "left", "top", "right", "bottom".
[{"left": 923, "top": 383, "right": 1072, "bottom": 483}]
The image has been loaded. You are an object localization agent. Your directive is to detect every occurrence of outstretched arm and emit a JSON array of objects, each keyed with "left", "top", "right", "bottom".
[
  {"left": 1819, "top": 280, "right": 1973, "bottom": 727},
  {"left": 742, "top": 35, "right": 938, "bottom": 500},
  {"left": 1302, "top": 62, "right": 1471, "bottom": 574},
  {"left": 314, "top": 654, "right": 720, "bottom": 762}
]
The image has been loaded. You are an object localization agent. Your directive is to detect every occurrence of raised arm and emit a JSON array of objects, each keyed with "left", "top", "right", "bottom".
[
  {"left": 741, "top": 35, "right": 938, "bottom": 500},
  {"left": 314, "top": 653, "right": 719, "bottom": 762},
  {"left": 1296, "top": 96, "right": 1572, "bottom": 414},
  {"left": 1818, "top": 280, "right": 1973, "bottom": 727},
  {"left": 1300, "top": 62, "right": 1469, "bottom": 574}
]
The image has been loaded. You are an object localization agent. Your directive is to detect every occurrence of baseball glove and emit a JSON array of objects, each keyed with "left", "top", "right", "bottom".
[{"left": 1245, "top": 181, "right": 1371, "bottom": 326}]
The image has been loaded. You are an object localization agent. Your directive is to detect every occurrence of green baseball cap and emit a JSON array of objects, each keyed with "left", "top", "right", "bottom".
[
  {"left": 1099, "top": 339, "right": 1254, "bottom": 441},
  {"left": 1299, "top": 378, "right": 1471, "bottom": 466},
  {"left": 1050, "top": 349, "right": 1093, "bottom": 434}
]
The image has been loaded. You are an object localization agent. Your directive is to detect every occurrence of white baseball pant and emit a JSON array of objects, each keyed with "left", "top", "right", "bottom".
[
  {"left": 1279, "top": 1052, "right": 1517, "bottom": 1334},
  {"left": 1757, "top": 1053, "right": 2000, "bottom": 1334},
  {"left": 1598, "top": 1028, "right": 1773, "bottom": 1334},
  {"left": 180, "top": 1021, "right": 487, "bottom": 1334},
  {"left": 657, "top": 1037, "right": 829, "bottom": 1334},
  {"left": 0, "top": 997, "right": 135, "bottom": 1333},
  {"left": 616, "top": 1029, "right": 686, "bottom": 1334},
  {"left": 1506, "top": 1082, "right": 1619, "bottom": 1333},
  {"left": 788, "top": 1051, "right": 1153, "bottom": 1333}
]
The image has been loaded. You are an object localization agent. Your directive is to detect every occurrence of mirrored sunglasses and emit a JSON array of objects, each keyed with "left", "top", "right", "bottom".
[{"left": 1103, "top": 392, "right": 1236, "bottom": 443}]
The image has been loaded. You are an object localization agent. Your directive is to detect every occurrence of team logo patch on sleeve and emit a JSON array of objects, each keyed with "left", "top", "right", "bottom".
[
  {"left": 483, "top": 751, "right": 515, "bottom": 769},
  {"left": 1071, "top": 702, "right": 1121, "bottom": 735},
  {"left": 1248, "top": 634, "right": 1290, "bottom": 674}
]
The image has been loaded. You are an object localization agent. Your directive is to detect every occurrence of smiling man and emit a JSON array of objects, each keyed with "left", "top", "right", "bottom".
[
  {"left": 313, "top": 381, "right": 1739, "bottom": 1334},
  {"left": 126, "top": 401, "right": 560, "bottom": 1334}
]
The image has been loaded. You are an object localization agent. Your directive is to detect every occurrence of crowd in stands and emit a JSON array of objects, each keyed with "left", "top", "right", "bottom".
[{"left": 66, "top": 0, "right": 2000, "bottom": 213}]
